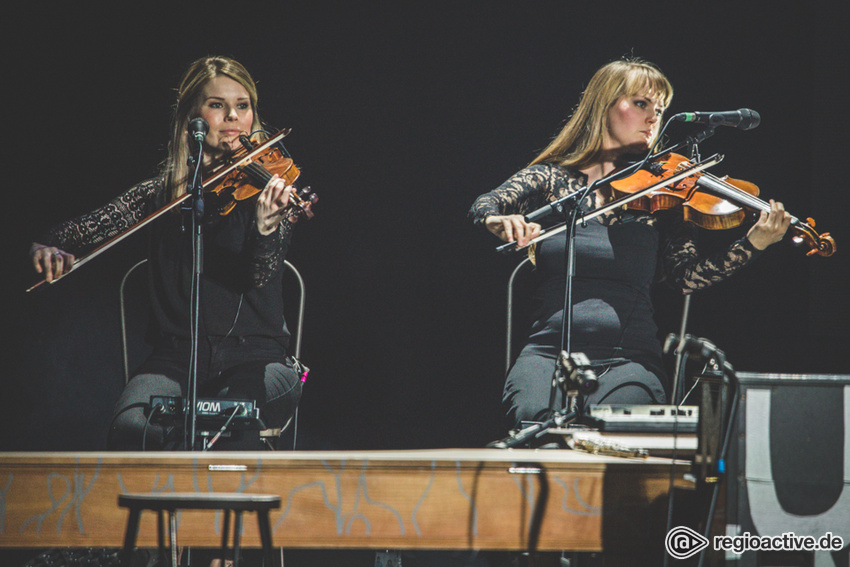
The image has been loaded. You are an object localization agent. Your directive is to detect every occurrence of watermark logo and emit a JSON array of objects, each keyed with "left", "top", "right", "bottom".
[
  {"left": 666, "top": 526, "right": 709, "bottom": 560},
  {"left": 714, "top": 531, "right": 844, "bottom": 554}
]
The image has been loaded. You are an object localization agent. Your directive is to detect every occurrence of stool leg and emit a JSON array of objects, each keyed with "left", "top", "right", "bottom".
[
  {"left": 233, "top": 511, "right": 243, "bottom": 567},
  {"left": 257, "top": 510, "right": 274, "bottom": 567},
  {"left": 121, "top": 509, "right": 141, "bottom": 567},
  {"left": 220, "top": 509, "right": 231, "bottom": 567},
  {"left": 157, "top": 509, "right": 167, "bottom": 567},
  {"left": 169, "top": 510, "right": 178, "bottom": 567}
]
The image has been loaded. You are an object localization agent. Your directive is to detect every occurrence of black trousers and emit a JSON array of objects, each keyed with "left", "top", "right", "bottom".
[
  {"left": 503, "top": 344, "right": 667, "bottom": 428},
  {"left": 107, "top": 336, "right": 303, "bottom": 451}
]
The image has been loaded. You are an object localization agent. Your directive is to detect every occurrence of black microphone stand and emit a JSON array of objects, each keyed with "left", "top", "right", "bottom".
[
  {"left": 670, "top": 137, "right": 706, "bottom": 404},
  {"left": 545, "top": 193, "right": 583, "bottom": 419},
  {"left": 539, "top": 161, "right": 640, "bottom": 423},
  {"left": 487, "top": 394, "right": 579, "bottom": 448},
  {"left": 184, "top": 137, "right": 205, "bottom": 451}
]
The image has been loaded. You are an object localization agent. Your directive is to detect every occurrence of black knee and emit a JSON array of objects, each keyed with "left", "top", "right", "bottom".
[{"left": 107, "top": 402, "right": 175, "bottom": 451}]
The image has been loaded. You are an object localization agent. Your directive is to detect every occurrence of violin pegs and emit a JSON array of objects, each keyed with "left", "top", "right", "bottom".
[
  {"left": 297, "top": 185, "right": 318, "bottom": 204},
  {"left": 806, "top": 217, "right": 816, "bottom": 228}
]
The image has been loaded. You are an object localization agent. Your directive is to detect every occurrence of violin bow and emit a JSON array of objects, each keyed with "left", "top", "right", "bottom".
[
  {"left": 496, "top": 153, "right": 724, "bottom": 254},
  {"left": 27, "top": 130, "right": 291, "bottom": 292}
]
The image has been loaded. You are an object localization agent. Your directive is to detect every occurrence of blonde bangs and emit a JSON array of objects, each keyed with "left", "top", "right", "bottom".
[{"left": 623, "top": 66, "right": 673, "bottom": 109}]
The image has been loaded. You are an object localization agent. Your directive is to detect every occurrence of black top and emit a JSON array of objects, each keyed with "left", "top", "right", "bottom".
[
  {"left": 470, "top": 163, "right": 761, "bottom": 360},
  {"left": 39, "top": 176, "right": 294, "bottom": 348},
  {"left": 531, "top": 216, "right": 662, "bottom": 358}
]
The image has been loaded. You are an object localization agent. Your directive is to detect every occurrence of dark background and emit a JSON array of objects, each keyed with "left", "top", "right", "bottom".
[{"left": 3, "top": 2, "right": 848, "bottom": 455}]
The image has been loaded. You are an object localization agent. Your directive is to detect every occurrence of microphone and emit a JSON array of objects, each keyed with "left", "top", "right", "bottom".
[
  {"left": 673, "top": 108, "right": 760, "bottom": 130},
  {"left": 188, "top": 117, "right": 209, "bottom": 142},
  {"left": 558, "top": 351, "right": 599, "bottom": 395},
  {"left": 663, "top": 333, "right": 720, "bottom": 361}
]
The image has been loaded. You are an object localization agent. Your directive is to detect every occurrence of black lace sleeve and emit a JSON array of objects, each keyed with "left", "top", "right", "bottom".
[
  {"left": 662, "top": 213, "right": 762, "bottom": 293},
  {"left": 247, "top": 218, "right": 295, "bottom": 289},
  {"left": 469, "top": 165, "right": 562, "bottom": 224},
  {"left": 37, "top": 178, "right": 163, "bottom": 255}
]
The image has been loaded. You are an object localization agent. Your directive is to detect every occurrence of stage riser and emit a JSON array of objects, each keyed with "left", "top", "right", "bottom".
[{"left": 0, "top": 450, "right": 683, "bottom": 552}]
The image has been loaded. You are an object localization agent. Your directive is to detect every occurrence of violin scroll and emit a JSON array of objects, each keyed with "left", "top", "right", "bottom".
[
  {"left": 286, "top": 185, "right": 318, "bottom": 222},
  {"left": 791, "top": 217, "right": 836, "bottom": 257}
]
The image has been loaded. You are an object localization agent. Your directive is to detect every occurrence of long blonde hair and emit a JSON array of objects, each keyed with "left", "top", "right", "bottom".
[
  {"left": 530, "top": 58, "right": 673, "bottom": 170},
  {"left": 162, "top": 56, "right": 265, "bottom": 200}
]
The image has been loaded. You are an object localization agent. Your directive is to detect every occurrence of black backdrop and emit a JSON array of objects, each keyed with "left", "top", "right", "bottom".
[{"left": 3, "top": 2, "right": 848, "bottom": 455}]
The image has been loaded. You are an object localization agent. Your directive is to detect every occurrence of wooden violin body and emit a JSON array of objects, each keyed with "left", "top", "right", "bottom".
[
  {"left": 205, "top": 130, "right": 318, "bottom": 221},
  {"left": 610, "top": 153, "right": 760, "bottom": 231},
  {"left": 609, "top": 152, "right": 836, "bottom": 257}
]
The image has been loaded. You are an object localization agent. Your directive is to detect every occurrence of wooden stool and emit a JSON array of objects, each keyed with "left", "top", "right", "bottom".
[{"left": 118, "top": 492, "right": 281, "bottom": 567}]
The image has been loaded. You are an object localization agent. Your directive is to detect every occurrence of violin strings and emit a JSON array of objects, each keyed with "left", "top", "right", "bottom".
[
  {"left": 244, "top": 162, "right": 273, "bottom": 186},
  {"left": 697, "top": 172, "right": 795, "bottom": 220},
  {"left": 676, "top": 154, "right": 800, "bottom": 223}
]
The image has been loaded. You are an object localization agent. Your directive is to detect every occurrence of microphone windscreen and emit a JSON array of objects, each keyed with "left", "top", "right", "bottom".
[
  {"left": 188, "top": 117, "right": 209, "bottom": 138},
  {"left": 739, "top": 109, "right": 760, "bottom": 130}
]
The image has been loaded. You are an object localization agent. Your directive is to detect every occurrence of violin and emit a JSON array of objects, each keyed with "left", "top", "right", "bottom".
[
  {"left": 609, "top": 152, "right": 835, "bottom": 257},
  {"left": 204, "top": 130, "right": 318, "bottom": 220},
  {"left": 499, "top": 152, "right": 836, "bottom": 258},
  {"left": 27, "top": 129, "right": 317, "bottom": 292}
]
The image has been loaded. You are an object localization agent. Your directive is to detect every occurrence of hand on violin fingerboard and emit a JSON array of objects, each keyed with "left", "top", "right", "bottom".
[
  {"left": 746, "top": 199, "right": 792, "bottom": 250},
  {"left": 485, "top": 215, "right": 542, "bottom": 248},
  {"left": 255, "top": 174, "right": 294, "bottom": 235}
]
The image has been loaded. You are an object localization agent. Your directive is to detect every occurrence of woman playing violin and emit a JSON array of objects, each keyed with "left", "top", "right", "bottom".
[
  {"left": 29, "top": 56, "right": 304, "bottom": 450},
  {"left": 470, "top": 57, "right": 791, "bottom": 428}
]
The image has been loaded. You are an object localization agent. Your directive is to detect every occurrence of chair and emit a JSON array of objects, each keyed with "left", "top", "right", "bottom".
[
  {"left": 280, "top": 259, "right": 306, "bottom": 449},
  {"left": 118, "top": 492, "right": 280, "bottom": 567},
  {"left": 119, "top": 257, "right": 307, "bottom": 448},
  {"left": 505, "top": 257, "right": 533, "bottom": 377}
]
